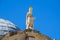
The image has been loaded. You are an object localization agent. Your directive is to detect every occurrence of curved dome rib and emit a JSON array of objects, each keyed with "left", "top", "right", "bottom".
[{"left": 0, "top": 19, "right": 18, "bottom": 35}]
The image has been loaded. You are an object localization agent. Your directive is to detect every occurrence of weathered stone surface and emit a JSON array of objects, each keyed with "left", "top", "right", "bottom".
[{"left": 2, "top": 30, "right": 52, "bottom": 40}]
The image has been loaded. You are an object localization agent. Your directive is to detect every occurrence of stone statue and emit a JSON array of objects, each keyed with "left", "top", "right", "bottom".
[{"left": 26, "top": 7, "right": 34, "bottom": 29}]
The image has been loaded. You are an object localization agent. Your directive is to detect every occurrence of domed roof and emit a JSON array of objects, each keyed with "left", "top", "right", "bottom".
[{"left": 0, "top": 19, "right": 18, "bottom": 35}]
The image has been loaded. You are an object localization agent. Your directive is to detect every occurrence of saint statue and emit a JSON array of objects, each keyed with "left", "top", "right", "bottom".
[{"left": 26, "top": 7, "right": 34, "bottom": 29}]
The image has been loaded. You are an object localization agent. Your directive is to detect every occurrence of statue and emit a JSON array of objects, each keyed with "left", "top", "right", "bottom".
[{"left": 26, "top": 7, "right": 34, "bottom": 29}]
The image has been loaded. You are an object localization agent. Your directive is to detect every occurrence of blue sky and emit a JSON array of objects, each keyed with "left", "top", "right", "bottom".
[{"left": 0, "top": 0, "right": 60, "bottom": 40}]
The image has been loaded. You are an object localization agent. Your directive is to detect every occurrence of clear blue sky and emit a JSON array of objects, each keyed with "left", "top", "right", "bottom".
[{"left": 0, "top": 0, "right": 60, "bottom": 40}]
